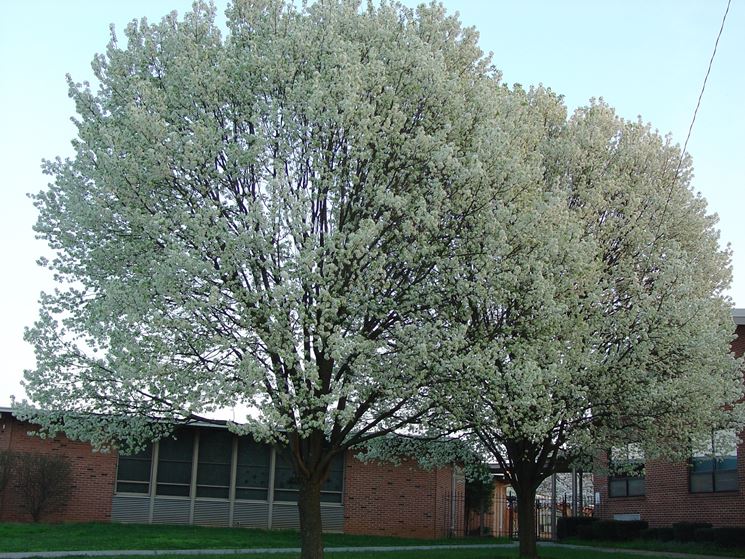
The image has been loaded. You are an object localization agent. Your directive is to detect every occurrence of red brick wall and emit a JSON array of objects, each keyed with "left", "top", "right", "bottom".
[
  {"left": 343, "top": 452, "right": 456, "bottom": 538},
  {"left": 734, "top": 324, "right": 745, "bottom": 360},
  {"left": 0, "top": 416, "right": 117, "bottom": 523},
  {"left": 595, "top": 324, "right": 745, "bottom": 527},
  {"left": 595, "top": 451, "right": 745, "bottom": 527}
]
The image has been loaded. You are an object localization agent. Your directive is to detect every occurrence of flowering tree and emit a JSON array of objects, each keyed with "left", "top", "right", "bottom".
[
  {"left": 447, "top": 94, "right": 743, "bottom": 558},
  {"left": 19, "top": 1, "right": 515, "bottom": 557}
]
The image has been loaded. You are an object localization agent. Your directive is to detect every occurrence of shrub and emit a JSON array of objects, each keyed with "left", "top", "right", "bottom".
[
  {"left": 640, "top": 528, "right": 660, "bottom": 540},
  {"left": 619, "top": 520, "right": 649, "bottom": 540},
  {"left": 672, "top": 522, "right": 712, "bottom": 542},
  {"left": 14, "top": 452, "right": 73, "bottom": 522},
  {"left": 656, "top": 527, "right": 675, "bottom": 541},
  {"left": 713, "top": 527, "right": 745, "bottom": 548},
  {"left": 557, "top": 516, "right": 597, "bottom": 540},
  {"left": 576, "top": 524, "right": 595, "bottom": 540},
  {"left": 694, "top": 527, "right": 715, "bottom": 543},
  {"left": 591, "top": 520, "right": 648, "bottom": 541}
]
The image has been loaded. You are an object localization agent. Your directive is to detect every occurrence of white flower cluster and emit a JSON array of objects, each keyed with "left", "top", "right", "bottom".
[{"left": 18, "top": 4, "right": 742, "bottom": 551}]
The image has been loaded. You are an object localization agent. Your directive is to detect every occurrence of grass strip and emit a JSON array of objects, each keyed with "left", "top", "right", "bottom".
[
  {"left": 3, "top": 547, "right": 699, "bottom": 559},
  {"left": 0, "top": 524, "right": 503, "bottom": 553},
  {"left": 562, "top": 538, "right": 745, "bottom": 558}
]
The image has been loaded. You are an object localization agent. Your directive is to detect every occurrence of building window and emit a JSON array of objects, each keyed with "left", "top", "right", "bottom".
[
  {"left": 690, "top": 430, "right": 738, "bottom": 493},
  {"left": 235, "top": 436, "right": 271, "bottom": 501},
  {"left": 320, "top": 452, "right": 344, "bottom": 504},
  {"left": 116, "top": 445, "right": 152, "bottom": 494},
  {"left": 157, "top": 431, "right": 194, "bottom": 497},
  {"left": 273, "top": 448, "right": 344, "bottom": 503},
  {"left": 608, "top": 444, "right": 645, "bottom": 498},
  {"left": 273, "top": 447, "right": 299, "bottom": 502},
  {"left": 196, "top": 430, "right": 233, "bottom": 499}
]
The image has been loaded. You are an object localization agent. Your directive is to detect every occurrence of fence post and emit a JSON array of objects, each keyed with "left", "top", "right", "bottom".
[
  {"left": 571, "top": 467, "right": 577, "bottom": 516},
  {"left": 550, "top": 473, "right": 557, "bottom": 540},
  {"left": 507, "top": 495, "right": 515, "bottom": 540}
]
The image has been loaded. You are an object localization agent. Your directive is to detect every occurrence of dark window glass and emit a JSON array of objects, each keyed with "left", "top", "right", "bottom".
[
  {"left": 156, "top": 483, "right": 190, "bottom": 497},
  {"left": 320, "top": 491, "right": 342, "bottom": 503},
  {"left": 716, "top": 468, "right": 738, "bottom": 492},
  {"left": 157, "top": 431, "right": 194, "bottom": 497},
  {"left": 608, "top": 446, "right": 645, "bottom": 498},
  {"left": 235, "top": 436, "right": 270, "bottom": 501},
  {"left": 690, "top": 471, "right": 714, "bottom": 493},
  {"left": 609, "top": 479, "right": 628, "bottom": 497},
  {"left": 196, "top": 430, "right": 233, "bottom": 499},
  {"left": 274, "top": 489, "right": 299, "bottom": 502},
  {"left": 609, "top": 476, "right": 646, "bottom": 497},
  {"left": 274, "top": 448, "right": 299, "bottom": 492},
  {"left": 690, "top": 431, "right": 738, "bottom": 493},
  {"left": 273, "top": 448, "right": 344, "bottom": 503},
  {"left": 627, "top": 478, "right": 646, "bottom": 497},
  {"left": 691, "top": 457, "right": 738, "bottom": 493},
  {"left": 692, "top": 457, "right": 714, "bottom": 473},
  {"left": 157, "top": 460, "right": 192, "bottom": 485},
  {"left": 116, "top": 445, "right": 152, "bottom": 494},
  {"left": 236, "top": 487, "right": 268, "bottom": 501},
  {"left": 116, "top": 482, "right": 150, "bottom": 494},
  {"left": 322, "top": 453, "right": 344, "bottom": 503}
]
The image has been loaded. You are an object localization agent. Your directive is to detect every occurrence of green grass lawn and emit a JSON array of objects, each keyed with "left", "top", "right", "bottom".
[
  {"left": 2, "top": 523, "right": 743, "bottom": 559},
  {"left": 0, "top": 522, "right": 506, "bottom": 552},
  {"left": 562, "top": 537, "right": 745, "bottom": 558},
  {"left": 26, "top": 549, "right": 711, "bottom": 559}
]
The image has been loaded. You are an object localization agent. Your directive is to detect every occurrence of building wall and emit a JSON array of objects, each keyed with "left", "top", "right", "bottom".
[
  {"left": 0, "top": 415, "right": 457, "bottom": 537},
  {"left": 343, "top": 454, "right": 462, "bottom": 539},
  {"left": 0, "top": 414, "right": 117, "bottom": 523},
  {"left": 595, "top": 323, "right": 745, "bottom": 527}
]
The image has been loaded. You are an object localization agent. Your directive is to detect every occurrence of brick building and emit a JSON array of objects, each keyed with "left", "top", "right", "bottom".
[
  {"left": 0, "top": 414, "right": 464, "bottom": 538},
  {"left": 594, "top": 309, "right": 745, "bottom": 527}
]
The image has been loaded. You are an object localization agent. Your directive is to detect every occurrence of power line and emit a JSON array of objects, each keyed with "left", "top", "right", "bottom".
[
  {"left": 675, "top": 0, "right": 732, "bottom": 180},
  {"left": 658, "top": 0, "right": 731, "bottom": 228}
]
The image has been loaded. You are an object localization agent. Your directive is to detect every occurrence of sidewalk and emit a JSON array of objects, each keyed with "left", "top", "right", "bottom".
[
  {"left": 541, "top": 542, "right": 738, "bottom": 559},
  {"left": 0, "top": 544, "right": 516, "bottom": 559},
  {"left": 0, "top": 542, "right": 738, "bottom": 559}
]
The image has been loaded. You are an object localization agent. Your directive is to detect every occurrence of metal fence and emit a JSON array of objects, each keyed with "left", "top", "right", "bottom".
[{"left": 443, "top": 492, "right": 596, "bottom": 540}]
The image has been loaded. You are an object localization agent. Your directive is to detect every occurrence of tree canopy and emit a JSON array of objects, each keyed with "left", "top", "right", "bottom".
[
  {"left": 21, "top": 2, "right": 515, "bottom": 557},
  {"left": 444, "top": 94, "right": 743, "bottom": 557},
  {"left": 18, "top": 1, "right": 742, "bottom": 559}
]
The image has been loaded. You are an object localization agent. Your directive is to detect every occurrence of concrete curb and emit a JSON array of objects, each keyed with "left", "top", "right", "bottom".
[
  {"left": 540, "top": 542, "right": 738, "bottom": 559},
  {"left": 2, "top": 542, "right": 738, "bottom": 559},
  {"left": 0, "top": 543, "right": 517, "bottom": 559}
]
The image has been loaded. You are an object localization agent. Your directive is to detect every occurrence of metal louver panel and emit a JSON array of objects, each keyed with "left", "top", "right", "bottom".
[
  {"left": 321, "top": 505, "right": 344, "bottom": 532},
  {"left": 193, "top": 499, "right": 231, "bottom": 527},
  {"left": 111, "top": 495, "right": 150, "bottom": 524},
  {"left": 232, "top": 501, "right": 270, "bottom": 529},
  {"left": 152, "top": 498, "right": 190, "bottom": 524},
  {"left": 271, "top": 503, "right": 300, "bottom": 529}
]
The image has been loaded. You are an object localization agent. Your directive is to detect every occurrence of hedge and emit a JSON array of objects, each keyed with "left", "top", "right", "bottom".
[
  {"left": 556, "top": 516, "right": 597, "bottom": 540},
  {"left": 587, "top": 520, "right": 648, "bottom": 541},
  {"left": 672, "top": 522, "right": 712, "bottom": 542},
  {"left": 713, "top": 527, "right": 745, "bottom": 548}
]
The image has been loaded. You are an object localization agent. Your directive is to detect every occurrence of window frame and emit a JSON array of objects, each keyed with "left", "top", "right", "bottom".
[
  {"left": 115, "top": 444, "right": 153, "bottom": 495},
  {"left": 608, "top": 444, "right": 646, "bottom": 498},
  {"left": 234, "top": 436, "right": 272, "bottom": 502},
  {"left": 690, "top": 430, "right": 738, "bottom": 494},
  {"left": 195, "top": 429, "right": 234, "bottom": 500},
  {"left": 272, "top": 447, "right": 345, "bottom": 504},
  {"left": 156, "top": 430, "right": 195, "bottom": 498}
]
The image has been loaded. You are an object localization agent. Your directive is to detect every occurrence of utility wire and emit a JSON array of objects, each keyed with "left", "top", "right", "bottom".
[
  {"left": 673, "top": 0, "right": 732, "bottom": 182},
  {"left": 659, "top": 0, "right": 731, "bottom": 227}
]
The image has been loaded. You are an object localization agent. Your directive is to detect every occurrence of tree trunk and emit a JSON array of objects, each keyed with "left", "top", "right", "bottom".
[
  {"left": 297, "top": 477, "right": 324, "bottom": 559},
  {"left": 516, "top": 486, "right": 538, "bottom": 559}
]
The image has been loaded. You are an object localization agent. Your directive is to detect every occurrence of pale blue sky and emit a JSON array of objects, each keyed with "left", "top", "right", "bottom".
[{"left": 1, "top": 1, "right": 743, "bottom": 405}]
